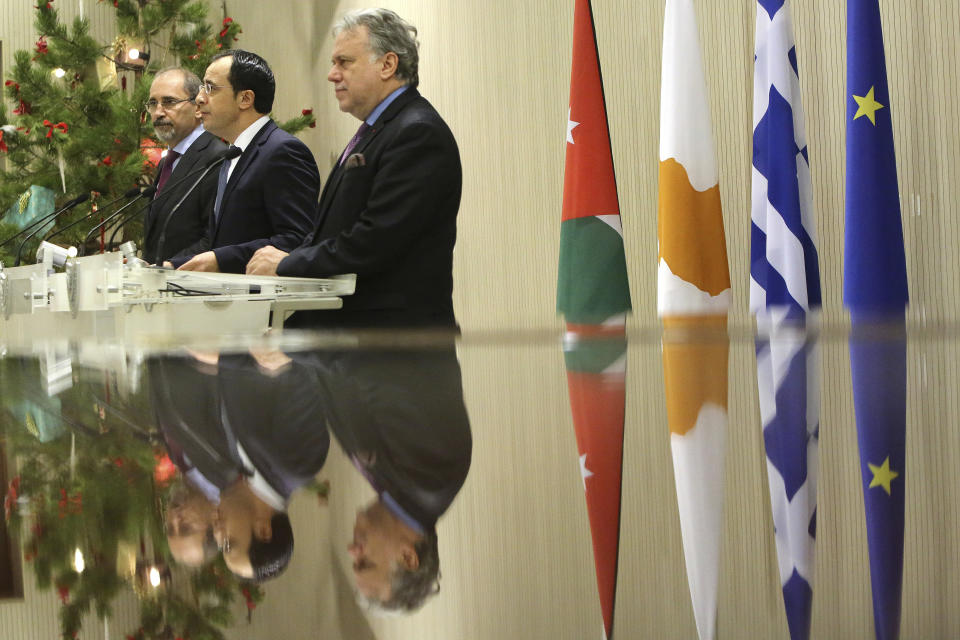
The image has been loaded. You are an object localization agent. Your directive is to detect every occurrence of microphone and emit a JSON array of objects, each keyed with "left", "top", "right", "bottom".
[
  {"left": 81, "top": 186, "right": 157, "bottom": 256},
  {"left": 12, "top": 194, "right": 91, "bottom": 266},
  {"left": 44, "top": 186, "right": 144, "bottom": 245},
  {"left": 155, "top": 146, "right": 241, "bottom": 263},
  {"left": 0, "top": 194, "right": 88, "bottom": 252},
  {"left": 103, "top": 146, "right": 240, "bottom": 261}
]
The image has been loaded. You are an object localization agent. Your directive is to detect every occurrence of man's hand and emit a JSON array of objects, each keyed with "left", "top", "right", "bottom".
[
  {"left": 246, "top": 246, "right": 289, "bottom": 276},
  {"left": 177, "top": 251, "right": 219, "bottom": 272}
]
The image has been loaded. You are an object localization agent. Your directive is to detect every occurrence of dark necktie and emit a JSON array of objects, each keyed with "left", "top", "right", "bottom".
[
  {"left": 155, "top": 149, "right": 181, "bottom": 194},
  {"left": 339, "top": 122, "right": 370, "bottom": 166},
  {"left": 214, "top": 145, "right": 241, "bottom": 221}
]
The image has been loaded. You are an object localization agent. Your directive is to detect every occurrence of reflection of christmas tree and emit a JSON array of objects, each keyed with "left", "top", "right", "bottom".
[
  {"left": 0, "top": 0, "right": 314, "bottom": 265},
  {"left": 0, "top": 358, "right": 263, "bottom": 639}
]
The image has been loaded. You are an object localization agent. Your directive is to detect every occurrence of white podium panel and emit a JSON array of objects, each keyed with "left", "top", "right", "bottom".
[{"left": 0, "top": 252, "right": 354, "bottom": 344}]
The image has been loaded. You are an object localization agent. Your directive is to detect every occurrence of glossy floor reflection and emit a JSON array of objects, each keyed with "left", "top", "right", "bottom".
[{"left": 0, "top": 326, "right": 958, "bottom": 639}]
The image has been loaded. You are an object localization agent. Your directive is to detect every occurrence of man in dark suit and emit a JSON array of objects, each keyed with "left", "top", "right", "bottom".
[
  {"left": 150, "top": 353, "right": 330, "bottom": 581},
  {"left": 172, "top": 50, "right": 320, "bottom": 274},
  {"left": 246, "top": 9, "right": 462, "bottom": 328},
  {"left": 142, "top": 67, "right": 226, "bottom": 265},
  {"left": 295, "top": 344, "right": 472, "bottom": 612}
]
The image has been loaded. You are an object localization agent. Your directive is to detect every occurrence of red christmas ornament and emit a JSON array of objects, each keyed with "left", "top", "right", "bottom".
[
  {"left": 3, "top": 476, "right": 20, "bottom": 519},
  {"left": 219, "top": 16, "right": 234, "bottom": 38},
  {"left": 100, "top": 155, "right": 113, "bottom": 166},
  {"left": 57, "top": 584, "right": 70, "bottom": 603},
  {"left": 34, "top": 37, "right": 49, "bottom": 56},
  {"left": 140, "top": 138, "right": 163, "bottom": 169},
  {"left": 153, "top": 453, "right": 177, "bottom": 486},
  {"left": 0, "top": 131, "right": 8, "bottom": 154},
  {"left": 43, "top": 120, "right": 69, "bottom": 138}
]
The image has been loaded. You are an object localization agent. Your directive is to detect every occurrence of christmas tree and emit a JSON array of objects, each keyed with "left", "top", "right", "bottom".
[
  {"left": 1, "top": 356, "right": 265, "bottom": 639},
  {"left": 0, "top": 0, "right": 314, "bottom": 266}
]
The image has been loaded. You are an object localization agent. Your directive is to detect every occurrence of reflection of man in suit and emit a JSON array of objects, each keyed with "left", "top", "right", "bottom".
[
  {"left": 151, "top": 353, "right": 329, "bottom": 581},
  {"left": 142, "top": 68, "right": 226, "bottom": 265},
  {"left": 173, "top": 50, "right": 320, "bottom": 274},
  {"left": 297, "top": 345, "right": 472, "bottom": 611},
  {"left": 247, "top": 10, "right": 462, "bottom": 328}
]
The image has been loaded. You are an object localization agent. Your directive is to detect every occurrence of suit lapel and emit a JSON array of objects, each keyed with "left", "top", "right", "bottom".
[
  {"left": 213, "top": 120, "right": 274, "bottom": 237},
  {"left": 146, "top": 132, "right": 213, "bottom": 240},
  {"left": 314, "top": 88, "right": 421, "bottom": 233}
]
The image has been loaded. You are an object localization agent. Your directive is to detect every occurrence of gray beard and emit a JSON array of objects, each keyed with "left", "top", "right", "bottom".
[{"left": 153, "top": 124, "right": 176, "bottom": 143}]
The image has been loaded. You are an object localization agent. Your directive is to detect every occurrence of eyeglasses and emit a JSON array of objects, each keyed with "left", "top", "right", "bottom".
[
  {"left": 199, "top": 81, "right": 230, "bottom": 95},
  {"left": 145, "top": 97, "right": 193, "bottom": 112}
]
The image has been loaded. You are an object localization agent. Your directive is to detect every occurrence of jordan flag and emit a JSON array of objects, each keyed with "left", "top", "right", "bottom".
[
  {"left": 657, "top": 2, "right": 731, "bottom": 639},
  {"left": 558, "top": 2, "right": 631, "bottom": 638}
]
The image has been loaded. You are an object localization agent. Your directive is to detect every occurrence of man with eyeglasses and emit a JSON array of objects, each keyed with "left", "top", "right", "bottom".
[
  {"left": 172, "top": 50, "right": 320, "bottom": 274},
  {"left": 142, "top": 67, "right": 226, "bottom": 265}
]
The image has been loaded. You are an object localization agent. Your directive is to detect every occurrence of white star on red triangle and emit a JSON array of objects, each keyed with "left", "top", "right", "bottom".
[
  {"left": 579, "top": 453, "right": 593, "bottom": 491},
  {"left": 567, "top": 108, "right": 580, "bottom": 144}
]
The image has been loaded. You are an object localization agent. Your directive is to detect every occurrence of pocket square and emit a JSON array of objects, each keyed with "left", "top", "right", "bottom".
[{"left": 345, "top": 153, "right": 366, "bottom": 169}]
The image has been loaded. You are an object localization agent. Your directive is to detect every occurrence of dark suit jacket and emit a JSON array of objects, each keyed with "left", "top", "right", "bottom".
[
  {"left": 149, "top": 355, "right": 329, "bottom": 501},
  {"left": 297, "top": 347, "right": 472, "bottom": 530},
  {"left": 277, "top": 88, "right": 462, "bottom": 327},
  {"left": 171, "top": 120, "right": 321, "bottom": 273},
  {"left": 143, "top": 130, "right": 226, "bottom": 265}
]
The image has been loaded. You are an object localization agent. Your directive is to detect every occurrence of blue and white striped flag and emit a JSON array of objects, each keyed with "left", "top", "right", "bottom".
[{"left": 751, "top": 2, "right": 822, "bottom": 639}]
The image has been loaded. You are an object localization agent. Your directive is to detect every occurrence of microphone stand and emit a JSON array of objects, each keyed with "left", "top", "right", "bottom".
[{"left": 13, "top": 194, "right": 90, "bottom": 266}]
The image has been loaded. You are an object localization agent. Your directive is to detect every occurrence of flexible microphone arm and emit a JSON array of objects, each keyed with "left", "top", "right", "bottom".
[
  {"left": 80, "top": 186, "right": 157, "bottom": 256},
  {"left": 44, "top": 186, "right": 144, "bottom": 245},
  {"left": 13, "top": 194, "right": 91, "bottom": 266},
  {"left": 0, "top": 194, "right": 88, "bottom": 252},
  {"left": 155, "top": 146, "right": 241, "bottom": 263}
]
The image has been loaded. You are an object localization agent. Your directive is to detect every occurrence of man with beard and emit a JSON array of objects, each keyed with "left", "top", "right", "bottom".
[{"left": 142, "top": 67, "right": 226, "bottom": 265}]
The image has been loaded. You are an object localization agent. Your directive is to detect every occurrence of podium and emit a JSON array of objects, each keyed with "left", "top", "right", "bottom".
[{"left": 0, "top": 250, "right": 355, "bottom": 344}]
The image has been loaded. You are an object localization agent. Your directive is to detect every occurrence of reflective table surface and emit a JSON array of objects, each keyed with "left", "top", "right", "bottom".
[{"left": 0, "top": 323, "right": 957, "bottom": 639}]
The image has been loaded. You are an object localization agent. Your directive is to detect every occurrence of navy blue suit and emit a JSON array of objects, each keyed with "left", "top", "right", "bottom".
[{"left": 171, "top": 120, "right": 320, "bottom": 273}]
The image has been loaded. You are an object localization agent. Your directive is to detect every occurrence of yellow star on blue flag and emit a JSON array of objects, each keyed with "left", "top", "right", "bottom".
[
  {"left": 867, "top": 456, "right": 899, "bottom": 495},
  {"left": 852, "top": 86, "right": 884, "bottom": 126}
]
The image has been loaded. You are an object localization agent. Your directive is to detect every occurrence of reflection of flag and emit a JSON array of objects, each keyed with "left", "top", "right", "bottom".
[
  {"left": 845, "top": 3, "right": 909, "bottom": 639},
  {"left": 558, "top": 3, "right": 631, "bottom": 637},
  {"left": 557, "top": 0, "right": 630, "bottom": 326},
  {"left": 849, "top": 321, "right": 906, "bottom": 640},
  {"left": 657, "top": 2, "right": 730, "bottom": 639},
  {"left": 751, "top": 2, "right": 821, "bottom": 638},
  {"left": 563, "top": 329, "right": 626, "bottom": 640}
]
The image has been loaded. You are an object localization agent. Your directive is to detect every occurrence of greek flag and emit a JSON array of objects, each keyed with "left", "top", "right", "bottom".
[{"left": 751, "top": 2, "right": 821, "bottom": 639}]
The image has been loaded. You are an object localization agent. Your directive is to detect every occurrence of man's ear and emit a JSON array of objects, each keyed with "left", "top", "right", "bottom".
[
  {"left": 379, "top": 52, "right": 399, "bottom": 80},
  {"left": 253, "top": 517, "right": 273, "bottom": 542},
  {"left": 399, "top": 544, "right": 419, "bottom": 571},
  {"left": 237, "top": 88, "right": 256, "bottom": 111}
]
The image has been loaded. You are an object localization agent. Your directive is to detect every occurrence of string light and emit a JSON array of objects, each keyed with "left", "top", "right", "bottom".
[
  {"left": 128, "top": 48, "right": 140, "bottom": 60},
  {"left": 73, "top": 548, "right": 85, "bottom": 573},
  {"left": 148, "top": 567, "right": 161, "bottom": 588},
  {"left": 53, "top": 68, "right": 66, "bottom": 78}
]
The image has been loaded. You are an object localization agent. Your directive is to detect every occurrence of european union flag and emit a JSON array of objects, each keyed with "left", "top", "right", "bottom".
[
  {"left": 845, "top": 3, "right": 909, "bottom": 639},
  {"left": 849, "top": 318, "right": 906, "bottom": 640},
  {"left": 844, "top": 0, "right": 908, "bottom": 312}
]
